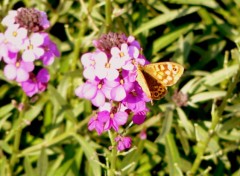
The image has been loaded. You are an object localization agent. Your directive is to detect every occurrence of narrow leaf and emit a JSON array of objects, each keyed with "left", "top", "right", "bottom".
[{"left": 37, "top": 147, "right": 48, "bottom": 176}]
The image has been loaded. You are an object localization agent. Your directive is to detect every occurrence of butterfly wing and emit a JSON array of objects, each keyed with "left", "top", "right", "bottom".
[
  {"left": 137, "top": 66, "right": 168, "bottom": 100},
  {"left": 143, "top": 62, "right": 184, "bottom": 86},
  {"left": 136, "top": 67, "right": 152, "bottom": 98}
]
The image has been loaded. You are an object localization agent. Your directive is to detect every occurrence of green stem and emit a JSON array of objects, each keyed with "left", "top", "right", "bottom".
[
  {"left": 10, "top": 94, "right": 27, "bottom": 174},
  {"left": 18, "top": 115, "right": 90, "bottom": 157},
  {"left": 71, "top": 21, "right": 86, "bottom": 71},
  {"left": 108, "top": 130, "right": 117, "bottom": 176},
  {"left": 189, "top": 62, "right": 240, "bottom": 175},
  {"left": 105, "top": 0, "right": 112, "bottom": 33}
]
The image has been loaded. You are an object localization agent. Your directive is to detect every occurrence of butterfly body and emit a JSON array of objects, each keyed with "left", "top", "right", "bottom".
[{"left": 136, "top": 62, "right": 184, "bottom": 102}]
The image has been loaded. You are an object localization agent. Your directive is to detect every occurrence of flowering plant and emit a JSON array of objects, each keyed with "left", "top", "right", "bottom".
[
  {"left": 0, "top": 7, "right": 60, "bottom": 97},
  {"left": 76, "top": 32, "right": 149, "bottom": 151}
]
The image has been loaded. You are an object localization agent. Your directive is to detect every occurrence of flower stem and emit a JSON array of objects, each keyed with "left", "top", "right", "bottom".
[
  {"left": 189, "top": 60, "right": 240, "bottom": 175},
  {"left": 105, "top": 0, "right": 112, "bottom": 33},
  {"left": 10, "top": 94, "right": 27, "bottom": 173},
  {"left": 108, "top": 130, "right": 117, "bottom": 176}
]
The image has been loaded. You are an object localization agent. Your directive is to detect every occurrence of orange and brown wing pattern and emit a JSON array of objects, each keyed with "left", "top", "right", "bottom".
[{"left": 143, "top": 62, "right": 184, "bottom": 86}]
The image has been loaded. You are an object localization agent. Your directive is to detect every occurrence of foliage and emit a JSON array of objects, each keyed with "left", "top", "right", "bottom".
[{"left": 0, "top": 0, "right": 240, "bottom": 175}]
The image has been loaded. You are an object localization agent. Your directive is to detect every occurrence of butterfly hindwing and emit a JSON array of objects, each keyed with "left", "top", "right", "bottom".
[
  {"left": 141, "top": 70, "right": 168, "bottom": 100},
  {"left": 137, "top": 65, "right": 167, "bottom": 100}
]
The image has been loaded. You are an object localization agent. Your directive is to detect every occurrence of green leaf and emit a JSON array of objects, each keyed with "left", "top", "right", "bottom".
[
  {"left": 0, "top": 141, "right": 12, "bottom": 154},
  {"left": 37, "top": 147, "right": 48, "bottom": 176},
  {"left": 190, "top": 91, "right": 226, "bottom": 103},
  {"left": 152, "top": 23, "right": 197, "bottom": 53},
  {"left": 163, "top": 0, "right": 218, "bottom": 8},
  {"left": 0, "top": 156, "right": 7, "bottom": 176},
  {"left": 24, "top": 156, "right": 35, "bottom": 176},
  {"left": 0, "top": 104, "right": 14, "bottom": 118},
  {"left": 133, "top": 7, "right": 199, "bottom": 35},
  {"left": 176, "top": 107, "right": 194, "bottom": 138},
  {"left": 71, "top": 134, "right": 101, "bottom": 176},
  {"left": 48, "top": 85, "right": 77, "bottom": 124},
  {"left": 54, "top": 159, "right": 74, "bottom": 176},
  {"left": 194, "top": 124, "right": 220, "bottom": 153},
  {"left": 175, "top": 126, "right": 190, "bottom": 155},
  {"left": 165, "top": 133, "right": 181, "bottom": 176},
  {"left": 121, "top": 139, "right": 145, "bottom": 174},
  {"left": 155, "top": 109, "right": 173, "bottom": 142},
  {"left": 47, "top": 155, "right": 64, "bottom": 176},
  {"left": 203, "top": 65, "right": 238, "bottom": 86}
]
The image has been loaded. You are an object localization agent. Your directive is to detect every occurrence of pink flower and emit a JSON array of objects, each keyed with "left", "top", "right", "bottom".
[
  {"left": 21, "top": 68, "right": 50, "bottom": 97},
  {"left": 81, "top": 52, "right": 96, "bottom": 80},
  {"left": 4, "top": 60, "right": 34, "bottom": 82},
  {"left": 107, "top": 71, "right": 134, "bottom": 101},
  {"left": 75, "top": 79, "right": 108, "bottom": 107},
  {"left": 94, "top": 52, "right": 119, "bottom": 81},
  {"left": 115, "top": 136, "right": 132, "bottom": 151},
  {"left": 104, "top": 110, "right": 128, "bottom": 132},
  {"left": 22, "top": 33, "right": 44, "bottom": 62},
  {"left": 139, "top": 130, "right": 147, "bottom": 140},
  {"left": 88, "top": 111, "right": 109, "bottom": 135},
  {"left": 5, "top": 24, "right": 27, "bottom": 48},
  {"left": 1, "top": 10, "right": 17, "bottom": 27},
  {"left": 110, "top": 43, "right": 132, "bottom": 68}
]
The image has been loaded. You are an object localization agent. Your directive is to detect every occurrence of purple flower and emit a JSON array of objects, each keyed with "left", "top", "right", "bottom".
[
  {"left": 127, "top": 36, "right": 141, "bottom": 49},
  {"left": 21, "top": 68, "right": 50, "bottom": 97},
  {"left": 2, "top": 8, "right": 50, "bottom": 32},
  {"left": 4, "top": 60, "right": 34, "bottom": 82},
  {"left": 123, "top": 82, "right": 150, "bottom": 112},
  {"left": 40, "top": 33, "right": 60, "bottom": 65},
  {"left": 22, "top": 33, "right": 44, "bottom": 62},
  {"left": 88, "top": 111, "right": 109, "bottom": 135},
  {"left": 104, "top": 109, "right": 128, "bottom": 132},
  {"left": 115, "top": 135, "right": 132, "bottom": 151},
  {"left": 132, "top": 110, "right": 147, "bottom": 125}
]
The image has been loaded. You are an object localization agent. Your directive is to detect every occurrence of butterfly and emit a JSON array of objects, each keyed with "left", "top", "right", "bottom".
[{"left": 136, "top": 62, "right": 184, "bottom": 104}]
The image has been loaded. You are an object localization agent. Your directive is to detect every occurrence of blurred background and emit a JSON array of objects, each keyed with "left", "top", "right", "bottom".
[{"left": 0, "top": 0, "right": 240, "bottom": 175}]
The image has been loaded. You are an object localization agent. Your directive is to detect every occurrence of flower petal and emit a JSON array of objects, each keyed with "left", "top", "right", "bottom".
[
  {"left": 82, "top": 83, "right": 97, "bottom": 99},
  {"left": 91, "top": 90, "right": 105, "bottom": 107},
  {"left": 16, "top": 68, "right": 29, "bottom": 82},
  {"left": 83, "top": 67, "right": 95, "bottom": 80},
  {"left": 22, "top": 50, "right": 35, "bottom": 62},
  {"left": 111, "top": 85, "right": 126, "bottom": 101},
  {"left": 106, "top": 68, "right": 119, "bottom": 81},
  {"left": 114, "top": 111, "right": 128, "bottom": 126},
  {"left": 37, "top": 69, "right": 50, "bottom": 83},
  {"left": 4, "top": 64, "right": 16, "bottom": 80},
  {"left": 95, "top": 67, "right": 107, "bottom": 79},
  {"left": 132, "top": 111, "right": 146, "bottom": 125}
]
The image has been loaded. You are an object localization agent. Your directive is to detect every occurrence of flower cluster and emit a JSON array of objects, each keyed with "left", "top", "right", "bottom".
[
  {"left": 0, "top": 7, "right": 60, "bottom": 97},
  {"left": 75, "top": 32, "right": 150, "bottom": 151}
]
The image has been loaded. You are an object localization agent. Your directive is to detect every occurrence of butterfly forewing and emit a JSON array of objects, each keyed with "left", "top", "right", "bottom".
[
  {"left": 136, "top": 67, "right": 152, "bottom": 98},
  {"left": 143, "top": 62, "right": 184, "bottom": 86}
]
